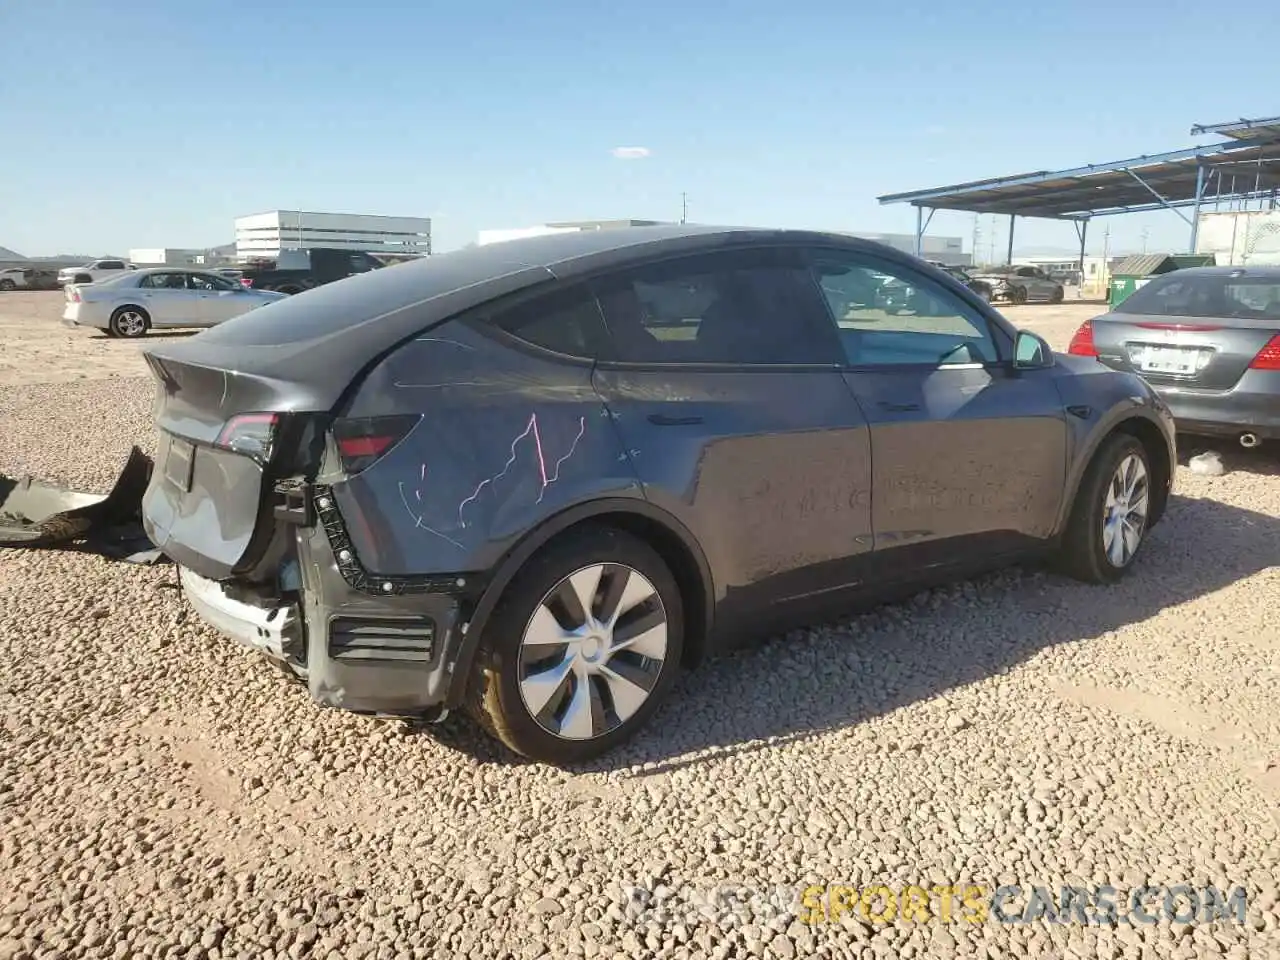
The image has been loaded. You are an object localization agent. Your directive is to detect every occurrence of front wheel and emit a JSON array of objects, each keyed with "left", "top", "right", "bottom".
[
  {"left": 1057, "top": 434, "right": 1151, "bottom": 583},
  {"left": 109, "top": 306, "right": 149, "bottom": 338},
  {"left": 468, "top": 527, "right": 684, "bottom": 764},
  {"left": 1008, "top": 286, "right": 1028, "bottom": 305}
]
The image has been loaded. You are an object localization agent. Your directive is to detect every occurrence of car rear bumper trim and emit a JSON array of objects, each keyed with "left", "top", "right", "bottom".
[
  {"left": 1159, "top": 375, "right": 1280, "bottom": 438},
  {"left": 180, "top": 566, "right": 303, "bottom": 662}
]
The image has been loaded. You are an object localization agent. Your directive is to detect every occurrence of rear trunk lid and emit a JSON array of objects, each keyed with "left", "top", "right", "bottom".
[
  {"left": 1092, "top": 312, "right": 1280, "bottom": 391},
  {"left": 141, "top": 252, "right": 554, "bottom": 580}
]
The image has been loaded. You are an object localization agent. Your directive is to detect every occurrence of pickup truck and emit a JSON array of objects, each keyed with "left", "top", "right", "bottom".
[
  {"left": 236, "top": 248, "right": 385, "bottom": 295},
  {"left": 57, "top": 259, "right": 137, "bottom": 286}
]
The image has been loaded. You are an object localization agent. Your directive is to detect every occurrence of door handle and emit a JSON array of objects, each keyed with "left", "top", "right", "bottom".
[
  {"left": 647, "top": 414, "right": 704, "bottom": 426},
  {"left": 877, "top": 401, "right": 921, "bottom": 412}
]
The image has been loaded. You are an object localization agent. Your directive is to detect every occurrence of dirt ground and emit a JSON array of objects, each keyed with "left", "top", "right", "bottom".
[{"left": 1, "top": 290, "right": 1278, "bottom": 959}]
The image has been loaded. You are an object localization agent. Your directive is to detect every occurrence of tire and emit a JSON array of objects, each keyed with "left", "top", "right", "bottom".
[
  {"left": 0, "top": 280, "right": 15, "bottom": 292},
  {"left": 1050, "top": 286, "right": 1065, "bottom": 304},
  {"left": 468, "top": 526, "right": 684, "bottom": 764},
  {"left": 1057, "top": 433, "right": 1152, "bottom": 584},
  {"left": 109, "top": 306, "right": 150, "bottom": 338},
  {"left": 1009, "top": 286, "right": 1028, "bottom": 305},
  {"left": 273, "top": 284, "right": 303, "bottom": 295}
]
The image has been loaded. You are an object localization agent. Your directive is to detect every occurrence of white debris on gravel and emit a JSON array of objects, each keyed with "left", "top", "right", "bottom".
[
  {"left": 1189, "top": 451, "right": 1227, "bottom": 477},
  {"left": 2, "top": 300, "right": 1279, "bottom": 959}
]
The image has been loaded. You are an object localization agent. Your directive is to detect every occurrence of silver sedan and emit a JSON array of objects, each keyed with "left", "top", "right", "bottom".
[{"left": 62, "top": 268, "right": 287, "bottom": 338}]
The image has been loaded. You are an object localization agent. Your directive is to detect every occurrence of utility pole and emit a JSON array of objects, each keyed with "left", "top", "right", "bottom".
[
  {"left": 1140, "top": 226, "right": 1149, "bottom": 254},
  {"left": 971, "top": 213, "right": 980, "bottom": 267},
  {"left": 680, "top": 192, "right": 688, "bottom": 225}
]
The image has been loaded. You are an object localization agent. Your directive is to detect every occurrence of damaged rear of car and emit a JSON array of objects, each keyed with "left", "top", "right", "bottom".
[{"left": 142, "top": 249, "right": 561, "bottom": 718}]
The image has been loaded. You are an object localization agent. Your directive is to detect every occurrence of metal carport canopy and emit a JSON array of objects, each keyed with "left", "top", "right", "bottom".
[{"left": 877, "top": 139, "right": 1280, "bottom": 260}]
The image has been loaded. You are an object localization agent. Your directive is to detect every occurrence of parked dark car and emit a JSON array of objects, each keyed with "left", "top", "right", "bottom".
[
  {"left": 970, "top": 265, "right": 1065, "bottom": 304},
  {"left": 927, "top": 262, "right": 995, "bottom": 303},
  {"left": 141, "top": 226, "right": 1176, "bottom": 763},
  {"left": 236, "top": 247, "right": 385, "bottom": 295},
  {"left": 1069, "top": 266, "right": 1280, "bottom": 447}
]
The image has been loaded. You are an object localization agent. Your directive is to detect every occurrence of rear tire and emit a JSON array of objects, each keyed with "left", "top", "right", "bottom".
[
  {"left": 0, "top": 279, "right": 15, "bottom": 292},
  {"left": 272, "top": 284, "right": 304, "bottom": 295},
  {"left": 1057, "top": 434, "right": 1152, "bottom": 584},
  {"left": 109, "top": 306, "right": 150, "bottom": 338},
  {"left": 1050, "top": 286, "right": 1065, "bottom": 303},
  {"left": 468, "top": 526, "right": 684, "bottom": 764}
]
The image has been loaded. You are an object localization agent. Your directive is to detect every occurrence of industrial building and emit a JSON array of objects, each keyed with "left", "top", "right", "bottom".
[
  {"left": 128, "top": 246, "right": 234, "bottom": 267},
  {"left": 1195, "top": 209, "right": 1280, "bottom": 266},
  {"left": 848, "top": 232, "right": 969, "bottom": 265},
  {"left": 235, "top": 210, "right": 432, "bottom": 260}
]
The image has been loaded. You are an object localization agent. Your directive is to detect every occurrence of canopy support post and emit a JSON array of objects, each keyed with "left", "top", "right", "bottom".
[
  {"left": 1189, "top": 163, "right": 1206, "bottom": 253},
  {"left": 1006, "top": 215, "right": 1016, "bottom": 265},
  {"left": 1075, "top": 219, "right": 1089, "bottom": 294}
]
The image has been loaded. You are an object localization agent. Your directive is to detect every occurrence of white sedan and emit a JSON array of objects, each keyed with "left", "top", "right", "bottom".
[{"left": 63, "top": 268, "right": 287, "bottom": 337}]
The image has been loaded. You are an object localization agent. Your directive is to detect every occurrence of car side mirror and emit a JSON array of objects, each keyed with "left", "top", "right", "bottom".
[{"left": 1013, "top": 330, "right": 1054, "bottom": 369}]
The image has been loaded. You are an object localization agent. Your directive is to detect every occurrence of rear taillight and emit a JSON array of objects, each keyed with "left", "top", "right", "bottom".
[
  {"left": 333, "top": 415, "right": 421, "bottom": 473},
  {"left": 240, "top": 277, "right": 254, "bottom": 288},
  {"left": 1248, "top": 335, "right": 1280, "bottom": 371},
  {"left": 1067, "top": 321, "right": 1098, "bottom": 357},
  {"left": 214, "top": 412, "right": 279, "bottom": 462}
]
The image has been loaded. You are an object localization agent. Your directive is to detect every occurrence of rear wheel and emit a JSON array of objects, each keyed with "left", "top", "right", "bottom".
[
  {"left": 1057, "top": 434, "right": 1151, "bottom": 583},
  {"left": 272, "top": 284, "right": 304, "bottom": 295},
  {"left": 0, "top": 279, "right": 15, "bottom": 292},
  {"left": 468, "top": 526, "right": 684, "bottom": 764},
  {"left": 1050, "top": 286, "right": 1065, "bottom": 303},
  {"left": 109, "top": 306, "right": 150, "bottom": 338}
]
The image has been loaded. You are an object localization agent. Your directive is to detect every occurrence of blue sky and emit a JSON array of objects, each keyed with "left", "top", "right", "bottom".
[{"left": 2, "top": 0, "right": 1276, "bottom": 258}]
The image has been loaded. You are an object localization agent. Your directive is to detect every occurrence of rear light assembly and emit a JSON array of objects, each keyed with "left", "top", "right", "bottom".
[
  {"left": 333, "top": 415, "right": 421, "bottom": 473},
  {"left": 1067, "top": 321, "right": 1099, "bottom": 357},
  {"left": 1248, "top": 334, "right": 1280, "bottom": 371},
  {"left": 240, "top": 277, "right": 254, "bottom": 288},
  {"left": 214, "top": 412, "right": 279, "bottom": 462}
]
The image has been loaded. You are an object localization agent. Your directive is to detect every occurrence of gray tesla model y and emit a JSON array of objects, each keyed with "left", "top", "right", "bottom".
[{"left": 141, "top": 225, "right": 1176, "bottom": 763}]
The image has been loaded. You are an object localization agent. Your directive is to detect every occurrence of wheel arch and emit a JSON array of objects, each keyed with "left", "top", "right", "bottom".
[
  {"left": 445, "top": 497, "right": 715, "bottom": 708},
  {"left": 1057, "top": 410, "right": 1173, "bottom": 534}
]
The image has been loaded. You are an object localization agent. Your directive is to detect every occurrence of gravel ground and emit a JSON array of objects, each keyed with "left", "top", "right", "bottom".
[{"left": 2, "top": 293, "right": 1279, "bottom": 959}]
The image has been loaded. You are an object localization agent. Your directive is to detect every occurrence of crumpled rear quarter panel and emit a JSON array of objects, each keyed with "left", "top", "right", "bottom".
[{"left": 331, "top": 320, "right": 638, "bottom": 577}]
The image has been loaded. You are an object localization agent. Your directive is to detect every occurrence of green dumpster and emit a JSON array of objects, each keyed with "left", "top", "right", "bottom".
[{"left": 1108, "top": 253, "right": 1216, "bottom": 308}]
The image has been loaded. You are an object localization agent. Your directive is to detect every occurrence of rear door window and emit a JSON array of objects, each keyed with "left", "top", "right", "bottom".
[
  {"left": 487, "top": 284, "right": 611, "bottom": 360},
  {"left": 139, "top": 272, "right": 187, "bottom": 290},
  {"left": 591, "top": 247, "right": 838, "bottom": 365},
  {"left": 98, "top": 260, "right": 125, "bottom": 270}
]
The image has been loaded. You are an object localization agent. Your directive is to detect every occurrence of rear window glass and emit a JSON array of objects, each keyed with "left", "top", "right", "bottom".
[
  {"left": 196, "top": 252, "right": 542, "bottom": 346},
  {"left": 1117, "top": 272, "right": 1280, "bottom": 319},
  {"left": 487, "top": 285, "right": 611, "bottom": 360}
]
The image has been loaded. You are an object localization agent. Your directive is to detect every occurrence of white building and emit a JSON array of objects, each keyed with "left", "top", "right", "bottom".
[
  {"left": 235, "top": 210, "right": 432, "bottom": 260},
  {"left": 848, "top": 232, "right": 970, "bottom": 265},
  {"left": 129, "top": 247, "right": 233, "bottom": 267},
  {"left": 478, "top": 219, "right": 664, "bottom": 246},
  {"left": 1195, "top": 210, "right": 1280, "bottom": 266}
]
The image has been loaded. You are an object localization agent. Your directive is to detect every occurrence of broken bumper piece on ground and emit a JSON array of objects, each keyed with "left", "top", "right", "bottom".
[{"left": 0, "top": 446, "right": 164, "bottom": 563}]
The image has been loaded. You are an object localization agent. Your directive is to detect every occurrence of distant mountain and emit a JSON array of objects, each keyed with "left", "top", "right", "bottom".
[{"left": 0, "top": 245, "right": 24, "bottom": 259}]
